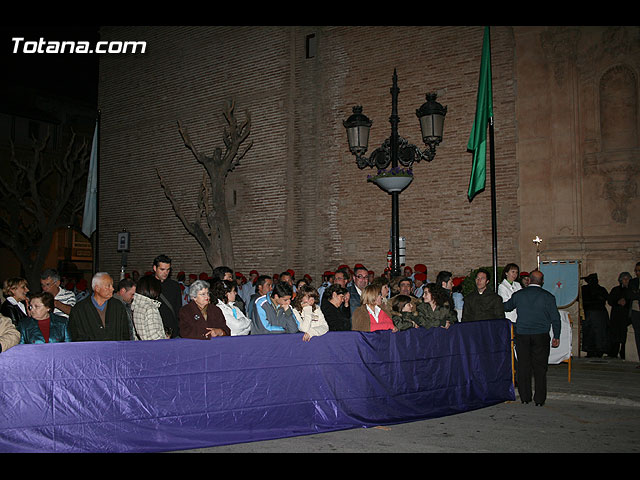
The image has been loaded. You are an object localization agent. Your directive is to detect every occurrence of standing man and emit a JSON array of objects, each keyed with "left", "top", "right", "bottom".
[
  {"left": 628, "top": 262, "right": 640, "bottom": 367},
  {"left": 317, "top": 271, "right": 334, "bottom": 303},
  {"left": 503, "top": 270, "right": 561, "bottom": 406},
  {"left": 68, "top": 272, "right": 131, "bottom": 341},
  {"left": 462, "top": 268, "right": 505, "bottom": 322},
  {"left": 153, "top": 254, "right": 182, "bottom": 337},
  {"left": 40, "top": 269, "right": 76, "bottom": 319},
  {"left": 347, "top": 264, "right": 369, "bottom": 316}
]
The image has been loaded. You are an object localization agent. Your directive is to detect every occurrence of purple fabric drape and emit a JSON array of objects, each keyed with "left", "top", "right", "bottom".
[{"left": 0, "top": 319, "right": 514, "bottom": 452}]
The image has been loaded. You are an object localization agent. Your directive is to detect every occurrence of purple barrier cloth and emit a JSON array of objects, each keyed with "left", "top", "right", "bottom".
[{"left": 0, "top": 319, "right": 514, "bottom": 452}]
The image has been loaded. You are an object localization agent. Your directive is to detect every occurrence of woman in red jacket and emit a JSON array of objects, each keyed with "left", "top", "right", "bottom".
[{"left": 351, "top": 284, "right": 397, "bottom": 333}]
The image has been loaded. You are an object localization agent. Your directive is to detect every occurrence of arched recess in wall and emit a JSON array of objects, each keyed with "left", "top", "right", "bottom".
[
  {"left": 599, "top": 64, "right": 638, "bottom": 151},
  {"left": 597, "top": 63, "right": 640, "bottom": 223}
]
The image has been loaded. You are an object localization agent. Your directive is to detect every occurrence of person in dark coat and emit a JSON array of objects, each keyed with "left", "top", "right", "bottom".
[
  {"left": 607, "top": 272, "right": 633, "bottom": 359},
  {"left": 178, "top": 280, "right": 230, "bottom": 339},
  {"left": 581, "top": 273, "right": 610, "bottom": 357},
  {"left": 462, "top": 268, "right": 505, "bottom": 322},
  {"left": 19, "top": 292, "right": 71, "bottom": 344},
  {"left": 1, "top": 277, "right": 30, "bottom": 327},
  {"left": 629, "top": 262, "right": 640, "bottom": 368},
  {"left": 68, "top": 272, "right": 131, "bottom": 342},
  {"left": 504, "top": 270, "right": 561, "bottom": 406},
  {"left": 320, "top": 283, "right": 351, "bottom": 331},
  {"left": 152, "top": 254, "right": 182, "bottom": 338}
]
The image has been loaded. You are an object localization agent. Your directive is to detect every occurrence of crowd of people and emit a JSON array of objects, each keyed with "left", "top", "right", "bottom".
[
  {"left": 1, "top": 257, "right": 639, "bottom": 367},
  {"left": 2, "top": 254, "right": 639, "bottom": 407}
]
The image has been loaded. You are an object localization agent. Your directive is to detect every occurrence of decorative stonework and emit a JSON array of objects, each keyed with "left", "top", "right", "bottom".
[
  {"left": 540, "top": 26, "right": 581, "bottom": 85},
  {"left": 577, "top": 27, "right": 640, "bottom": 225},
  {"left": 603, "top": 176, "right": 638, "bottom": 223}
]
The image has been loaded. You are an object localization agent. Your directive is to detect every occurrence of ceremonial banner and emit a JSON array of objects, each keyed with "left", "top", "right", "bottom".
[
  {"left": 540, "top": 261, "right": 580, "bottom": 308},
  {"left": 0, "top": 320, "right": 514, "bottom": 453}
]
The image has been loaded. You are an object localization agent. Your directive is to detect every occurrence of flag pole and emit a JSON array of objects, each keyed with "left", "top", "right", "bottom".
[
  {"left": 489, "top": 116, "right": 498, "bottom": 291},
  {"left": 466, "top": 26, "right": 497, "bottom": 289},
  {"left": 95, "top": 108, "right": 100, "bottom": 273}
]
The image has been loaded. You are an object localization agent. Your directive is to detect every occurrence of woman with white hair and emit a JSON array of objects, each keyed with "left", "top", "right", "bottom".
[{"left": 179, "top": 279, "right": 230, "bottom": 339}]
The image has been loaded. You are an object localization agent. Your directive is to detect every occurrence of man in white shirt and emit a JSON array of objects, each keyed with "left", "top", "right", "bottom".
[{"left": 40, "top": 269, "right": 76, "bottom": 318}]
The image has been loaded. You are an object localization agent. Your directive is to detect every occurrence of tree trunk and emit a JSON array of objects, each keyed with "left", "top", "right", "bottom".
[{"left": 158, "top": 99, "right": 252, "bottom": 272}]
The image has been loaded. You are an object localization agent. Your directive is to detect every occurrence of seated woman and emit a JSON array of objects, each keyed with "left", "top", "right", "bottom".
[
  {"left": 131, "top": 275, "right": 168, "bottom": 340},
  {"left": 291, "top": 284, "right": 328, "bottom": 341},
  {"left": 390, "top": 294, "right": 420, "bottom": 331},
  {"left": 179, "top": 279, "right": 230, "bottom": 339},
  {"left": 210, "top": 279, "right": 251, "bottom": 336},
  {"left": 1, "top": 277, "right": 30, "bottom": 327},
  {"left": 412, "top": 283, "right": 456, "bottom": 330},
  {"left": 0, "top": 313, "right": 20, "bottom": 352},
  {"left": 320, "top": 283, "right": 351, "bottom": 331},
  {"left": 19, "top": 292, "right": 71, "bottom": 344},
  {"left": 351, "top": 284, "right": 397, "bottom": 333}
]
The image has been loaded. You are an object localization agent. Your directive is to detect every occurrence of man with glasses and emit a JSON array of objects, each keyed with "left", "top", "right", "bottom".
[
  {"left": 347, "top": 264, "right": 369, "bottom": 316},
  {"left": 40, "top": 269, "right": 76, "bottom": 319}
]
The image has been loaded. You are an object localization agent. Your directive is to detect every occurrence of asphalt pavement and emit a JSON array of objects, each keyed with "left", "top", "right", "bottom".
[{"left": 169, "top": 356, "right": 640, "bottom": 453}]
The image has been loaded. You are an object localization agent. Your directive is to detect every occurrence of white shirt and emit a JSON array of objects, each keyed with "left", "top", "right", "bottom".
[
  {"left": 366, "top": 304, "right": 382, "bottom": 323},
  {"left": 498, "top": 279, "right": 522, "bottom": 323},
  {"left": 54, "top": 287, "right": 77, "bottom": 318},
  {"left": 216, "top": 300, "right": 251, "bottom": 336}
]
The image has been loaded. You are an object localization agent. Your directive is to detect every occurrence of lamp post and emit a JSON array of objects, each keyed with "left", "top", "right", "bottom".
[{"left": 343, "top": 69, "right": 447, "bottom": 277}]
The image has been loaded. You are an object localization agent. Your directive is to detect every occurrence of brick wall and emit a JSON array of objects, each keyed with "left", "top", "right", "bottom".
[{"left": 97, "top": 26, "right": 518, "bottom": 282}]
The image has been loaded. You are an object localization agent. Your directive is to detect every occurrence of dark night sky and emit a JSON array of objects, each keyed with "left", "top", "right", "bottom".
[{"left": 1, "top": 25, "right": 100, "bottom": 105}]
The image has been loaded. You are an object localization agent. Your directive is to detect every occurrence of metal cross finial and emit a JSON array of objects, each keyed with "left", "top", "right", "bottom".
[{"left": 533, "top": 235, "right": 542, "bottom": 269}]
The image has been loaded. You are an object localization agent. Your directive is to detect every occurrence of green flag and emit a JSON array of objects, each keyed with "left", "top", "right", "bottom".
[{"left": 467, "top": 26, "right": 494, "bottom": 201}]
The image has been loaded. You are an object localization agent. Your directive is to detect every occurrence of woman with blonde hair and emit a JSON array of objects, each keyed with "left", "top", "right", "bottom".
[
  {"left": 351, "top": 284, "right": 397, "bottom": 333},
  {"left": 1, "top": 277, "right": 30, "bottom": 327}
]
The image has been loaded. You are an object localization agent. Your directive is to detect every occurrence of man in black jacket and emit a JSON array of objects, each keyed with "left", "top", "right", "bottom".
[
  {"left": 68, "top": 272, "right": 130, "bottom": 342},
  {"left": 153, "top": 254, "right": 182, "bottom": 337},
  {"left": 629, "top": 262, "right": 640, "bottom": 367},
  {"left": 462, "top": 268, "right": 505, "bottom": 322}
]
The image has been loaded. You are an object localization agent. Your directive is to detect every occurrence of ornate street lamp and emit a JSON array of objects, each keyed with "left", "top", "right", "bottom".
[{"left": 343, "top": 69, "right": 447, "bottom": 277}]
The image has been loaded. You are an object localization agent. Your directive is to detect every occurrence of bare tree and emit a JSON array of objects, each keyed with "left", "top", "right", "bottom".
[
  {"left": 158, "top": 99, "right": 252, "bottom": 271},
  {"left": 0, "top": 130, "right": 90, "bottom": 290}
]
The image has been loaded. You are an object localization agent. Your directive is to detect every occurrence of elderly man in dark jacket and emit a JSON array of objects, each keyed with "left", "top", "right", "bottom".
[{"left": 69, "top": 272, "right": 131, "bottom": 342}]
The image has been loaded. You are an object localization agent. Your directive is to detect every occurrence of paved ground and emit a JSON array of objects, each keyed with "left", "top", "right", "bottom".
[{"left": 169, "top": 357, "right": 640, "bottom": 453}]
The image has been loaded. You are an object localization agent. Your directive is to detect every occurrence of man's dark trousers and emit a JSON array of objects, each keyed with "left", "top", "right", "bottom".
[{"left": 516, "top": 332, "right": 551, "bottom": 405}]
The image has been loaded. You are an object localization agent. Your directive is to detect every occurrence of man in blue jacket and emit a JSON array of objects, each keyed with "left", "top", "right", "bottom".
[
  {"left": 250, "top": 281, "right": 299, "bottom": 335},
  {"left": 504, "top": 269, "right": 561, "bottom": 406}
]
